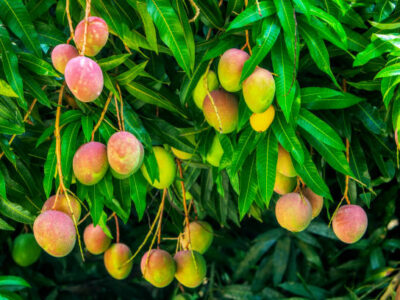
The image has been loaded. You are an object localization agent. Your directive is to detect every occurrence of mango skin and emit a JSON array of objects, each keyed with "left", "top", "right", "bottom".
[
  {"left": 65, "top": 56, "right": 104, "bottom": 102},
  {"left": 181, "top": 221, "right": 214, "bottom": 254},
  {"left": 33, "top": 210, "right": 76, "bottom": 257},
  {"left": 243, "top": 67, "right": 275, "bottom": 113},
  {"left": 74, "top": 16, "right": 109, "bottom": 56},
  {"left": 73, "top": 141, "right": 109, "bottom": 185},
  {"left": 104, "top": 243, "right": 133, "bottom": 280},
  {"left": 218, "top": 48, "right": 249, "bottom": 92},
  {"left": 83, "top": 224, "right": 112, "bottom": 255},
  {"left": 12, "top": 234, "right": 41, "bottom": 267},
  {"left": 107, "top": 131, "right": 144, "bottom": 178},
  {"left": 171, "top": 134, "right": 196, "bottom": 160},
  {"left": 332, "top": 204, "right": 368, "bottom": 244},
  {"left": 277, "top": 146, "right": 296, "bottom": 177},
  {"left": 203, "top": 89, "right": 238, "bottom": 134},
  {"left": 273, "top": 171, "right": 296, "bottom": 195},
  {"left": 141, "top": 146, "right": 176, "bottom": 189},
  {"left": 249, "top": 105, "right": 275, "bottom": 132},
  {"left": 42, "top": 194, "right": 81, "bottom": 221},
  {"left": 140, "top": 249, "right": 176, "bottom": 288},
  {"left": 206, "top": 135, "right": 224, "bottom": 167},
  {"left": 174, "top": 250, "right": 207, "bottom": 288},
  {"left": 275, "top": 193, "right": 312, "bottom": 232},
  {"left": 51, "top": 44, "right": 78, "bottom": 74},
  {"left": 302, "top": 187, "right": 323, "bottom": 219},
  {"left": 193, "top": 71, "right": 219, "bottom": 109}
]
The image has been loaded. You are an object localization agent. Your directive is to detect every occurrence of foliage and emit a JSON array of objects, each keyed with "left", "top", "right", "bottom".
[{"left": 0, "top": 0, "right": 399, "bottom": 299}]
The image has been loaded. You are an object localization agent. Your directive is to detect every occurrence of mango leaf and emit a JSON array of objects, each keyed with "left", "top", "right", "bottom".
[
  {"left": 36, "top": 22, "right": 66, "bottom": 46},
  {"left": 0, "top": 0, "right": 42, "bottom": 57},
  {"left": 354, "top": 39, "right": 394, "bottom": 67},
  {"left": 0, "top": 168, "right": 5, "bottom": 200},
  {"left": 256, "top": 130, "right": 278, "bottom": 207},
  {"left": 197, "top": 0, "right": 224, "bottom": 29},
  {"left": 81, "top": 115, "right": 93, "bottom": 143},
  {"left": 200, "top": 35, "right": 242, "bottom": 62},
  {"left": 0, "top": 96, "right": 24, "bottom": 135},
  {"left": 0, "top": 79, "right": 17, "bottom": 97},
  {"left": 0, "top": 197, "right": 35, "bottom": 224},
  {"left": 375, "top": 0, "right": 397, "bottom": 22},
  {"left": 355, "top": 103, "right": 385, "bottom": 135},
  {"left": 273, "top": 236, "right": 291, "bottom": 285},
  {"left": 23, "top": 73, "right": 50, "bottom": 107},
  {"left": 129, "top": 171, "right": 147, "bottom": 221},
  {"left": 227, "top": 1, "right": 276, "bottom": 31},
  {"left": 0, "top": 216, "right": 14, "bottom": 230},
  {"left": 87, "top": 184, "right": 104, "bottom": 226},
  {"left": 226, "top": 0, "right": 244, "bottom": 16},
  {"left": 132, "top": 0, "right": 158, "bottom": 53},
  {"left": 0, "top": 275, "right": 30, "bottom": 291},
  {"left": 231, "top": 127, "right": 262, "bottom": 174},
  {"left": 98, "top": 54, "right": 131, "bottom": 71},
  {"left": 61, "top": 122, "right": 80, "bottom": 188},
  {"left": 18, "top": 53, "right": 58, "bottom": 76},
  {"left": 273, "top": 0, "right": 296, "bottom": 62},
  {"left": 0, "top": 138, "right": 15, "bottom": 166},
  {"left": 240, "top": 17, "right": 281, "bottom": 83},
  {"left": 115, "top": 61, "right": 148, "bottom": 85},
  {"left": 123, "top": 107, "right": 152, "bottom": 149},
  {"left": 147, "top": 0, "right": 193, "bottom": 75},
  {"left": 301, "top": 87, "right": 364, "bottom": 109},
  {"left": 349, "top": 137, "right": 371, "bottom": 188},
  {"left": 179, "top": 60, "right": 208, "bottom": 105},
  {"left": 375, "top": 62, "right": 400, "bottom": 78},
  {"left": 238, "top": 153, "right": 258, "bottom": 220}
]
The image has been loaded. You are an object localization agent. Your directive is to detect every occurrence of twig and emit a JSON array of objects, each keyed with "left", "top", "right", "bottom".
[
  {"left": 114, "top": 214, "right": 120, "bottom": 243},
  {"left": 66, "top": 0, "right": 75, "bottom": 41},
  {"left": 188, "top": 0, "right": 200, "bottom": 23},
  {"left": 80, "top": 0, "right": 92, "bottom": 56},
  {"left": 77, "top": 212, "right": 90, "bottom": 225},
  {"left": 380, "top": 271, "right": 400, "bottom": 300},
  {"left": 114, "top": 95, "right": 122, "bottom": 131},
  {"left": 157, "top": 189, "right": 167, "bottom": 247},
  {"left": 116, "top": 83, "right": 125, "bottom": 131},
  {"left": 176, "top": 159, "right": 192, "bottom": 251},
  {"left": 107, "top": 212, "right": 116, "bottom": 222},
  {"left": 91, "top": 92, "right": 112, "bottom": 141}
]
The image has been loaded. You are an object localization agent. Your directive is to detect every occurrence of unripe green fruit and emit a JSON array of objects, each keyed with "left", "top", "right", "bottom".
[
  {"left": 173, "top": 295, "right": 190, "bottom": 300},
  {"left": 277, "top": 146, "right": 296, "bottom": 177},
  {"left": 141, "top": 146, "right": 176, "bottom": 189},
  {"left": 193, "top": 71, "right": 219, "bottom": 109},
  {"left": 243, "top": 67, "right": 275, "bottom": 113},
  {"left": 273, "top": 171, "right": 296, "bottom": 195},
  {"left": 206, "top": 135, "right": 224, "bottom": 167},
  {"left": 83, "top": 224, "right": 112, "bottom": 255},
  {"left": 42, "top": 194, "right": 81, "bottom": 221},
  {"left": 181, "top": 221, "right": 214, "bottom": 254},
  {"left": 174, "top": 250, "right": 207, "bottom": 288},
  {"left": 104, "top": 243, "right": 133, "bottom": 280},
  {"left": 12, "top": 234, "right": 41, "bottom": 267},
  {"left": 171, "top": 134, "right": 196, "bottom": 160},
  {"left": 332, "top": 204, "right": 368, "bottom": 244},
  {"left": 275, "top": 193, "right": 312, "bottom": 232},
  {"left": 203, "top": 89, "right": 238, "bottom": 134},
  {"left": 141, "top": 249, "right": 176, "bottom": 288},
  {"left": 302, "top": 187, "right": 323, "bottom": 219},
  {"left": 33, "top": 210, "right": 76, "bottom": 257},
  {"left": 218, "top": 48, "right": 249, "bottom": 92},
  {"left": 74, "top": 17, "right": 109, "bottom": 56}
]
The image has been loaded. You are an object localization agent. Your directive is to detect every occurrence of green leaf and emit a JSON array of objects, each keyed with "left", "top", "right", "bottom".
[
  {"left": 0, "top": 216, "right": 14, "bottom": 230},
  {"left": 87, "top": 184, "right": 104, "bottom": 226},
  {"left": 133, "top": 0, "right": 158, "bottom": 53},
  {"left": 297, "top": 241, "right": 323, "bottom": 269},
  {"left": 227, "top": 1, "right": 276, "bottom": 31},
  {"left": 355, "top": 103, "right": 385, "bottom": 135},
  {"left": 98, "top": 54, "right": 131, "bottom": 72},
  {"left": 353, "top": 39, "right": 394, "bottom": 67},
  {"left": 240, "top": 17, "right": 281, "bottom": 83},
  {"left": 147, "top": 0, "right": 193, "bottom": 75},
  {"left": 271, "top": 36, "right": 296, "bottom": 121},
  {"left": 98, "top": 171, "right": 114, "bottom": 203},
  {"left": 273, "top": 236, "right": 291, "bottom": 285},
  {"left": 369, "top": 20, "right": 400, "bottom": 30},
  {"left": 226, "top": 0, "right": 244, "bottom": 17},
  {"left": 36, "top": 22, "right": 66, "bottom": 46},
  {"left": 297, "top": 108, "right": 345, "bottom": 150},
  {"left": 23, "top": 72, "right": 50, "bottom": 107},
  {"left": 0, "top": 138, "right": 15, "bottom": 166},
  {"left": 256, "top": 130, "right": 278, "bottom": 207},
  {"left": 0, "top": 276, "right": 30, "bottom": 291},
  {"left": 81, "top": 115, "right": 93, "bottom": 143},
  {"left": 301, "top": 87, "right": 364, "bottom": 110},
  {"left": 18, "top": 53, "right": 58, "bottom": 76},
  {"left": 293, "top": 0, "right": 311, "bottom": 19},
  {"left": 349, "top": 137, "right": 370, "bottom": 187},
  {"left": 61, "top": 122, "right": 80, "bottom": 187},
  {"left": 271, "top": 112, "right": 304, "bottom": 165},
  {"left": 0, "top": 168, "right": 6, "bottom": 200},
  {"left": 172, "top": 0, "right": 194, "bottom": 67},
  {"left": 0, "top": 0, "right": 42, "bottom": 57},
  {"left": 179, "top": 60, "right": 208, "bottom": 105},
  {"left": 0, "top": 96, "right": 24, "bottom": 135},
  {"left": 231, "top": 127, "right": 261, "bottom": 174},
  {"left": 197, "top": 0, "right": 224, "bottom": 29},
  {"left": 238, "top": 153, "right": 258, "bottom": 220},
  {"left": 0, "top": 197, "right": 35, "bottom": 224},
  {"left": 0, "top": 25, "right": 26, "bottom": 109},
  {"left": 375, "top": 62, "right": 400, "bottom": 78},
  {"left": 375, "top": 0, "right": 396, "bottom": 22},
  {"left": 129, "top": 171, "right": 147, "bottom": 221},
  {"left": 116, "top": 61, "right": 148, "bottom": 85},
  {"left": 123, "top": 106, "right": 152, "bottom": 149},
  {"left": 0, "top": 79, "right": 17, "bottom": 97},
  {"left": 200, "top": 36, "right": 242, "bottom": 62},
  {"left": 273, "top": 0, "right": 296, "bottom": 62}
]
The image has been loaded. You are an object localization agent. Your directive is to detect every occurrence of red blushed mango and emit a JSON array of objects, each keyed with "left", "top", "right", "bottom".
[
  {"left": 73, "top": 142, "right": 109, "bottom": 185},
  {"left": 203, "top": 89, "right": 238, "bottom": 134},
  {"left": 193, "top": 70, "right": 219, "bottom": 109},
  {"left": 181, "top": 221, "right": 214, "bottom": 254},
  {"left": 332, "top": 204, "right": 368, "bottom": 244},
  {"left": 277, "top": 145, "right": 296, "bottom": 177},
  {"left": 302, "top": 187, "right": 323, "bottom": 219},
  {"left": 83, "top": 224, "right": 112, "bottom": 255},
  {"left": 174, "top": 250, "right": 207, "bottom": 288},
  {"left": 104, "top": 243, "right": 133, "bottom": 280},
  {"left": 107, "top": 131, "right": 144, "bottom": 179},
  {"left": 65, "top": 56, "right": 104, "bottom": 102},
  {"left": 33, "top": 210, "right": 76, "bottom": 257},
  {"left": 42, "top": 194, "right": 81, "bottom": 221},
  {"left": 275, "top": 193, "right": 312, "bottom": 232},
  {"left": 273, "top": 171, "right": 296, "bottom": 195},
  {"left": 51, "top": 44, "right": 78, "bottom": 74},
  {"left": 74, "top": 16, "right": 109, "bottom": 56},
  {"left": 141, "top": 249, "right": 176, "bottom": 288},
  {"left": 218, "top": 49, "right": 249, "bottom": 92},
  {"left": 243, "top": 67, "right": 275, "bottom": 113}
]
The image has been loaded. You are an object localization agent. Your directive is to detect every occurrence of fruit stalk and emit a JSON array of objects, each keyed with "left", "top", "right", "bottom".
[
  {"left": 65, "top": 0, "right": 75, "bottom": 42},
  {"left": 80, "top": 0, "right": 92, "bottom": 56},
  {"left": 176, "top": 159, "right": 192, "bottom": 250},
  {"left": 91, "top": 92, "right": 112, "bottom": 141}
]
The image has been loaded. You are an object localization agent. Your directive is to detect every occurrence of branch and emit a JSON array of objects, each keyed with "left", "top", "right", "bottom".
[{"left": 91, "top": 92, "right": 112, "bottom": 141}]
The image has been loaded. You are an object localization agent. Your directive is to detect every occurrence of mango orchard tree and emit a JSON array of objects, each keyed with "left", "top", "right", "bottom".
[{"left": 0, "top": 0, "right": 399, "bottom": 299}]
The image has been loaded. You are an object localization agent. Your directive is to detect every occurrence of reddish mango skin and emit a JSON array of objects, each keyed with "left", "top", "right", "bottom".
[
  {"left": 274, "top": 171, "right": 296, "bottom": 195},
  {"left": 51, "top": 44, "right": 78, "bottom": 74},
  {"left": 243, "top": 67, "right": 275, "bottom": 113},
  {"left": 302, "top": 187, "right": 323, "bottom": 219},
  {"left": 83, "top": 224, "right": 111, "bottom": 255},
  {"left": 107, "top": 131, "right": 144, "bottom": 178},
  {"left": 65, "top": 56, "right": 104, "bottom": 102},
  {"left": 218, "top": 49, "right": 249, "bottom": 92},
  {"left": 104, "top": 243, "right": 133, "bottom": 280},
  {"left": 33, "top": 210, "right": 76, "bottom": 257},
  {"left": 140, "top": 249, "right": 176, "bottom": 288},
  {"left": 74, "top": 16, "right": 109, "bottom": 56},
  {"left": 277, "top": 146, "right": 296, "bottom": 177},
  {"left": 73, "top": 142, "right": 109, "bottom": 185},
  {"left": 203, "top": 89, "right": 238, "bottom": 134},
  {"left": 181, "top": 221, "right": 214, "bottom": 254},
  {"left": 275, "top": 193, "right": 312, "bottom": 232},
  {"left": 332, "top": 204, "right": 368, "bottom": 244},
  {"left": 42, "top": 194, "right": 81, "bottom": 221},
  {"left": 174, "top": 250, "right": 207, "bottom": 288}
]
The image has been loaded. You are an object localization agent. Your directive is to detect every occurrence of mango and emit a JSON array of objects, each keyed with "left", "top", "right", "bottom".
[
  {"left": 181, "top": 221, "right": 214, "bottom": 254},
  {"left": 51, "top": 44, "right": 78, "bottom": 74},
  {"left": 104, "top": 243, "right": 133, "bottom": 280},
  {"left": 171, "top": 134, "right": 196, "bottom": 160},
  {"left": 83, "top": 224, "right": 112, "bottom": 255},
  {"left": 74, "top": 16, "right": 109, "bottom": 56},
  {"left": 193, "top": 71, "right": 219, "bottom": 109},
  {"left": 206, "top": 134, "right": 224, "bottom": 167},
  {"left": 277, "top": 146, "right": 296, "bottom": 177},
  {"left": 332, "top": 204, "right": 368, "bottom": 244},
  {"left": 243, "top": 67, "right": 275, "bottom": 113},
  {"left": 218, "top": 48, "right": 249, "bottom": 92},
  {"left": 302, "top": 187, "right": 323, "bottom": 219},
  {"left": 249, "top": 105, "right": 275, "bottom": 132},
  {"left": 174, "top": 250, "right": 207, "bottom": 288},
  {"left": 12, "top": 234, "right": 41, "bottom": 267},
  {"left": 273, "top": 171, "right": 296, "bottom": 195},
  {"left": 141, "top": 249, "right": 176, "bottom": 288},
  {"left": 42, "top": 194, "right": 81, "bottom": 221}
]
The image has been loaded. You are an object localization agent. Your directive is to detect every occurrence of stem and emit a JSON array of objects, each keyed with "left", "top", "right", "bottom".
[
  {"left": 116, "top": 83, "right": 125, "bottom": 131},
  {"left": 114, "top": 214, "right": 120, "bottom": 244},
  {"left": 380, "top": 271, "right": 400, "bottom": 300},
  {"left": 66, "top": 0, "right": 75, "bottom": 41},
  {"left": 343, "top": 139, "right": 351, "bottom": 205},
  {"left": 188, "top": 0, "right": 200, "bottom": 23},
  {"left": 114, "top": 95, "right": 122, "bottom": 131},
  {"left": 91, "top": 92, "right": 112, "bottom": 141},
  {"left": 80, "top": 0, "right": 92, "bottom": 56},
  {"left": 77, "top": 212, "right": 90, "bottom": 225},
  {"left": 157, "top": 188, "right": 167, "bottom": 247},
  {"left": 176, "top": 159, "right": 192, "bottom": 250}
]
